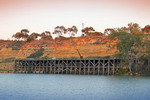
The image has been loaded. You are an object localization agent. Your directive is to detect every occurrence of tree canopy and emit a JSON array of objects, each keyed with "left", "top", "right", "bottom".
[
  {"left": 53, "top": 25, "right": 78, "bottom": 38},
  {"left": 108, "top": 23, "right": 146, "bottom": 72},
  {"left": 81, "top": 27, "right": 95, "bottom": 36},
  {"left": 12, "top": 29, "right": 29, "bottom": 41},
  {"left": 40, "top": 31, "right": 52, "bottom": 40},
  {"left": 27, "top": 32, "right": 40, "bottom": 42}
]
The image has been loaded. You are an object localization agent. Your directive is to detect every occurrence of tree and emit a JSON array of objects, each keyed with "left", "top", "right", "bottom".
[
  {"left": 12, "top": 29, "right": 29, "bottom": 41},
  {"left": 12, "top": 32, "right": 22, "bottom": 40},
  {"left": 21, "top": 29, "right": 29, "bottom": 34},
  {"left": 53, "top": 26, "right": 66, "bottom": 37},
  {"left": 108, "top": 23, "right": 144, "bottom": 73},
  {"left": 144, "top": 37, "right": 150, "bottom": 58},
  {"left": 20, "top": 29, "right": 29, "bottom": 40},
  {"left": 31, "top": 32, "right": 40, "bottom": 40},
  {"left": 27, "top": 32, "right": 40, "bottom": 42},
  {"left": 143, "top": 25, "right": 150, "bottom": 59},
  {"left": 104, "top": 28, "right": 114, "bottom": 36},
  {"left": 143, "top": 25, "right": 150, "bottom": 34},
  {"left": 81, "top": 27, "right": 95, "bottom": 36},
  {"left": 66, "top": 26, "right": 78, "bottom": 37},
  {"left": 40, "top": 31, "right": 52, "bottom": 40}
]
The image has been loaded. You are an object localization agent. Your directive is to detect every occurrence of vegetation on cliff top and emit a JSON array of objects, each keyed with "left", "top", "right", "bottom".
[{"left": 108, "top": 23, "right": 150, "bottom": 74}]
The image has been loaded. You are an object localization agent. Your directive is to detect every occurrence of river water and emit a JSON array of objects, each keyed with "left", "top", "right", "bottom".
[{"left": 0, "top": 73, "right": 150, "bottom": 100}]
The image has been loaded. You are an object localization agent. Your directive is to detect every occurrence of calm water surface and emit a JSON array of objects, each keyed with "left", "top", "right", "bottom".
[{"left": 0, "top": 73, "right": 150, "bottom": 100}]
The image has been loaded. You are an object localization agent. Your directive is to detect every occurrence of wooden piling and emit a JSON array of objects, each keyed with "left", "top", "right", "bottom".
[
  {"left": 103, "top": 60, "right": 105, "bottom": 75},
  {"left": 148, "top": 57, "right": 150, "bottom": 66},
  {"left": 84, "top": 60, "right": 86, "bottom": 75},
  {"left": 21, "top": 61, "right": 23, "bottom": 73},
  {"left": 93, "top": 60, "right": 95, "bottom": 75},
  {"left": 108, "top": 59, "right": 110, "bottom": 75},
  {"left": 14, "top": 58, "right": 122, "bottom": 75},
  {"left": 88, "top": 60, "right": 90, "bottom": 75},
  {"left": 70, "top": 60, "right": 72, "bottom": 74},
  {"left": 113, "top": 59, "right": 115, "bottom": 75},
  {"left": 98, "top": 60, "right": 100, "bottom": 75}
]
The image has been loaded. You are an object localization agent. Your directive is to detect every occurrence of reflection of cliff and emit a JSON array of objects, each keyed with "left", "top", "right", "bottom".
[{"left": 0, "top": 36, "right": 116, "bottom": 60}]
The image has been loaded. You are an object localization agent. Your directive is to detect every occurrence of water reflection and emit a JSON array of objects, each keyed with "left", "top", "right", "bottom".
[{"left": 0, "top": 74, "right": 150, "bottom": 100}]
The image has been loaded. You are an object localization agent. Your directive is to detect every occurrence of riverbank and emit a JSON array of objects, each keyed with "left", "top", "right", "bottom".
[
  {"left": 0, "top": 69, "right": 147, "bottom": 76},
  {"left": 0, "top": 62, "right": 14, "bottom": 73},
  {"left": 0, "top": 71, "right": 13, "bottom": 73}
]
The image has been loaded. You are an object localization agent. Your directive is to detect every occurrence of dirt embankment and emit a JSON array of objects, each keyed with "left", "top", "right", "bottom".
[{"left": 0, "top": 36, "right": 116, "bottom": 72}]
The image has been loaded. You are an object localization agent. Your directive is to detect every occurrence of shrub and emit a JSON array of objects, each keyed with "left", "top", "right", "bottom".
[
  {"left": 0, "top": 57, "right": 15, "bottom": 63},
  {"left": 27, "top": 48, "right": 44, "bottom": 58},
  {"left": 7, "top": 41, "right": 23, "bottom": 50}
]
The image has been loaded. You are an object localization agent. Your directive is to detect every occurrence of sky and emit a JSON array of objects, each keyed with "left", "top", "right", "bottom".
[{"left": 0, "top": 0, "right": 150, "bottom": 39}]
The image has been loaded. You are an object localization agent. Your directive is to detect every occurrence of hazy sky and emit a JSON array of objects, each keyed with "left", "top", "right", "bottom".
[{"left": 0, "top": 0, "right": 150, "bottom": 39}]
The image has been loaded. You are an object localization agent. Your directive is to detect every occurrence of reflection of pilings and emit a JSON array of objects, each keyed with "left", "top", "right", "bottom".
[{"left": 14, "top": 59, "right": 121, "bottom": 75}]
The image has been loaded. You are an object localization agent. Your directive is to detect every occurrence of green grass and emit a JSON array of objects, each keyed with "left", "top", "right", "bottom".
[
  {"left": 7, "top": 41, "right": 23, "bottom": 50},
  {"left": 0, "top": 69, "right": 13, "bottom": 71},
  {"left": 115, "top": 69, "right": 128, "bottom": 75},
  {"left": 27, "top": 48, "right": 44, "bottom": 58},
  {"left": 0, "top": 57, "right": 15, "bottom": 63},
  {"left": 85, "top": 56, "right": 111, "bottom": 59}
]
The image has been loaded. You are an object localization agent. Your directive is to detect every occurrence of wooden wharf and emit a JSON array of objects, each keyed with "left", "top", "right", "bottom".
[{"left": 14, "top": 59, "right": 120, "bottom": 75}]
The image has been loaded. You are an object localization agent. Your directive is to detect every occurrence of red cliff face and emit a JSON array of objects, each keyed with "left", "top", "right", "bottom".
[
  {"left": 0, "top": 36, "right": 117, "bottom": 60},
  {"left": 0, "top": 40, "right": 19, "bottom": 60}
]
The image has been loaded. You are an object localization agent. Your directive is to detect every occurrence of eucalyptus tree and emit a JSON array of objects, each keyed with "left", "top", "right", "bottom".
[
  {"left": 53, "top": 26, "right": 66, "bottom": 37},
  {"left": 143, "top": 25, "right": 150, "bottom": 60},
  {"left": 12, "top": 29, "right": 29, "bottom": 41},
  {"left": 41, "top": 31, "right": 52, "bottom": 40},
  {"left": 27, "top": 32, "right": 40, "bottom": 42},
  {"left": 108, "top": 23, "right": 144, "bottom": 73},
  {"left": 67, "top": 26, "right": 78, "bottom": 37},
  {"left": 81, "top": 27, "right": 95, "bottom": 36}
]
